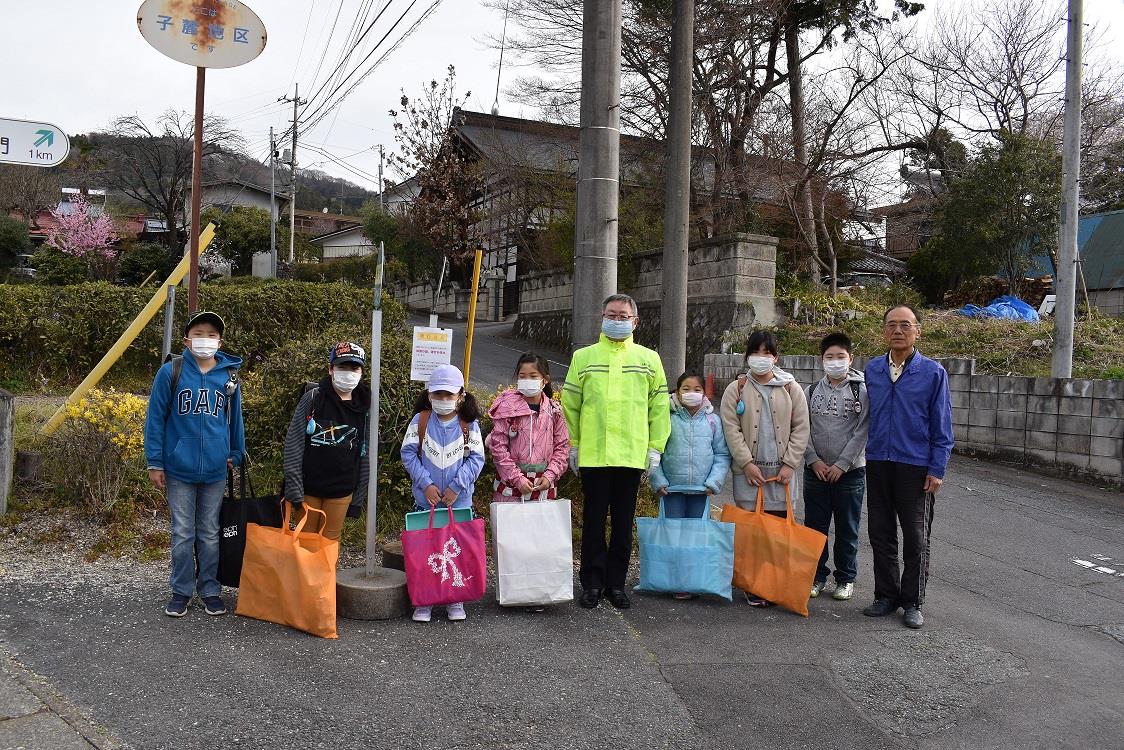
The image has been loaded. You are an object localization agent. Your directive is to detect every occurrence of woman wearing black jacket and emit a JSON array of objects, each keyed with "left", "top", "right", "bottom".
[{"left": 283, "top": 342, "right": 371, "bottom": 540}]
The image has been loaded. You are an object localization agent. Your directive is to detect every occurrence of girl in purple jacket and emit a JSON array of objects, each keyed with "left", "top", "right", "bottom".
[{"left": 401, "top": 364, "right": 485, "bottom": 623}]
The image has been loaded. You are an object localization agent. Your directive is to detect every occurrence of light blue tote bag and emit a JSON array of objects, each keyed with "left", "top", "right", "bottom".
[{"left": 635, "top": 498, "right": 735, "bottom": 600}]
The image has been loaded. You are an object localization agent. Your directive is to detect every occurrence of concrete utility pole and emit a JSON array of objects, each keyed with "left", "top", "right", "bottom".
[
  {"left": 269, "top": 126, "right": 277, "bottom": 278},
  {"left": 280, "top": 84, "right": 307, "bottom": 264},
  {"left": 659, "top": 0, "right": 694, "bottom": 382},
  {"left": 572, "top": 0, "right": 623, "bottom": 349},
  {"left": 1051, "top": 0, "right": 1082, "bottom": 378}
]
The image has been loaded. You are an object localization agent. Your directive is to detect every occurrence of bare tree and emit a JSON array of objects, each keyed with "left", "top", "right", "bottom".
[
  {"left": 389, "top": 66, "right": 483, "bottom": 283},
  {"left": 95, "top": 110, "right": 241, "bottom": 250},
  {"left": 0, "top": 165, "right": 61, "bottom": 229}
]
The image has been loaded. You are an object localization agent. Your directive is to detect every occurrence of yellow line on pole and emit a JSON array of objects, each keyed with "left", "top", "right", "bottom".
[
  {"left": 40, "top": 224, "right": 216, "bottom": 436},
  {"left": 462, "top": 248, "right": 484, "bottom": 385}
]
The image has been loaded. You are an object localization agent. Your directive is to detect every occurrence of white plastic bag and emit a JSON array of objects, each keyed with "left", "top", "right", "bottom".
[{"left": 490, "top": 498, "right": 574, "bottom": 606}]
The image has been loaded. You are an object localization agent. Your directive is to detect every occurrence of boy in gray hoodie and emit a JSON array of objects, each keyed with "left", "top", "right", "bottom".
[{"left": 804, "top": 332, "right": 869, "bottom": 601}]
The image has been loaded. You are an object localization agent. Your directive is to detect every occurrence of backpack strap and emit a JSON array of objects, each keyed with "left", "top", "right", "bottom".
[
  {"left": 165, "top": 355, "right": 184, "bottom": 420},
  {"left": 416, "top": 410, "right": 431, "bottom": 459}
]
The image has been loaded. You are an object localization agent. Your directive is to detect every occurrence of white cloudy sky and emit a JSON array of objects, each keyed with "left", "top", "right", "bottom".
[{"left": 3, "top": 0, "right": 1122, "bottom": 197}]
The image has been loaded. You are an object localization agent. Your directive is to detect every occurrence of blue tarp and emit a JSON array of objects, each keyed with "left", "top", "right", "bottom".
[{"left": 959, "top": 295, "right": 1040, "bottom": 322}]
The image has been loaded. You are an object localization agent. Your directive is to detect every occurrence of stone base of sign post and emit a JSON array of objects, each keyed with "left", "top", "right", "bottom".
[
  {"left": 336, "top": 567, "right": 409, "bottom": 620},
  {"left": 379, "top": 540, "right": 405, "bottom": 571}
]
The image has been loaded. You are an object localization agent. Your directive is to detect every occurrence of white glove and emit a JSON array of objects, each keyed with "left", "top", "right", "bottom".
[
  {"left": 648, "top": 449, "right": 662, "bottom": 470},
  {"left": 569, "top": 447, "right": 580, "bottom": 476}
]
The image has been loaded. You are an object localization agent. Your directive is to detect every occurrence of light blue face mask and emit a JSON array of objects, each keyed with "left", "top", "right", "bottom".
[{"left": 602, "top": 318, "right": 634, "bottom": 340}]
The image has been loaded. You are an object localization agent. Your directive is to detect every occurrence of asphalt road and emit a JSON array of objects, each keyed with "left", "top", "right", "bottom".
[
  {"left": 409, "top": 315, "right": 570, "bottom": 393},
  {"left": 1, "top": 325, "right": 1122, "bottom": 749}
]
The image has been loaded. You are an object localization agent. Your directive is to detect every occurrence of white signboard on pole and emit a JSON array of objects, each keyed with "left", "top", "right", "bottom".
[
  {"left": 0, "top": 118, "right": 70, "bottom": 168},
  {"left": 410, "top": 327, "right": 454, "bottom": 382},
  {"left": 136, "top": 0, "right": 267, "bottom": 69}
]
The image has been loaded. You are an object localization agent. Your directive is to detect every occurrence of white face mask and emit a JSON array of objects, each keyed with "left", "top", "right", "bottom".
[
  {"left": 823, "top": 359, "right": 850, "bottom": 379},
  {"left": 332, "top": 371, "right": 362, "bottom": 392},
  {"left": 680, "top": 391, "right": 704, "bottom": 408},
  {"left": 431, "top": 398, "right": 458, "bottom": 416},
  {"left": 746, "top": 355, "right": 774, "bottom": 375},
  {"left": 189, "top": 338, "right": 220, "bottom": 359},
  {"left": 517, "top": 378, "right": 544, "bottom": 397}
]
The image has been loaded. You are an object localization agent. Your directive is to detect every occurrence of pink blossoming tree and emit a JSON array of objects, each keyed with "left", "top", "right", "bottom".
[{"left": 46, "top": 195, "right": 119, "bottom": 280}]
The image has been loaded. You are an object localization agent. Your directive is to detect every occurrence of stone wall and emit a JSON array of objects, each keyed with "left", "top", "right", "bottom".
[
  {"left": 514, "top": 233, "right": 779, "bottom": 365},
  {"left": 704, "top": 353, "right": 1124, "bottom": 489},
  {"left": 390, "top": 281, "right": 498, "bottom": 321}
]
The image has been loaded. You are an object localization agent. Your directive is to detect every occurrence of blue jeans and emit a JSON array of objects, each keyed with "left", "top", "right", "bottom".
[
  {"left": 661, "top": 493, "right": 708, "bottom": 519},
  {"left": 803, "top": 467, "right": 865, "bottom": 584},
  {"left": 167, "top": 476, "right": 226, "bottom": 598}
]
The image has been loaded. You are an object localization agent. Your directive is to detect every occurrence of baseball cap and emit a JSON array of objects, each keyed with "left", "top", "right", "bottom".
[
  {"left": 427, "top": 364, "right": 464, "bottom": 393},
  {"left": 183, "top": 310, "right": 225, "bottom": 336},
  {"left": 330, "top": 341, "right": 366, "bottom": 366}
]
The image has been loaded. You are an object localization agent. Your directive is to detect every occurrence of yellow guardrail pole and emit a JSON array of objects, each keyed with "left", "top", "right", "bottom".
[
  {"left": 40, "top": 224, "right": 216, "bottom": 436},
  {"left": 462, "top": 248, "right": 484, "bottom": 384}
]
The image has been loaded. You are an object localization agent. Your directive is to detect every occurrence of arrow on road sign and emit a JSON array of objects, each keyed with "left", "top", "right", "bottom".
[{"left": 34, "top": 130, "right": 54, "bottom": 147}]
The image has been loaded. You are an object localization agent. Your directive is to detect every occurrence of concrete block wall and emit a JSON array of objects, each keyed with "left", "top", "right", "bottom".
[
  {"left": 390, "top": 281, "right": 497, "bottom": 321},
  {"left": 703, "top": 353, "right": 1124, "bottom": 489},
  {"left": 514, "top": 233, "right": 780, "bottom": 357}
]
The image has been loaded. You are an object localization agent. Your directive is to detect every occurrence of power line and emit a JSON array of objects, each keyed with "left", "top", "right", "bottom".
[
  {"left": 300, "top": 0, "right": 398, "bottom": 114},
  {"left": 288, "top": 0, "right": 320, "bottom": 89},
  {"left": 303, "top": 143, "right": 382, "bottom": 184},
  {"left": 299, "top": 0, "right": 444, "bottom": 137},
  {"left": 307, "top": 0, "right": 347, "bottom": 93}
]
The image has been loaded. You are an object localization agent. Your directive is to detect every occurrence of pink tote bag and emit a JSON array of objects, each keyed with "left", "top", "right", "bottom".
[{"left": 401, "top": 506, "right": 487, "bottom": 607}]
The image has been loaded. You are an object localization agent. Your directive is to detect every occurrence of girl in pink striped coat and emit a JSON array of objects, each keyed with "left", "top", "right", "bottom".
[{"left": 485, "top": 353, "right": 571, "bottom": 504}]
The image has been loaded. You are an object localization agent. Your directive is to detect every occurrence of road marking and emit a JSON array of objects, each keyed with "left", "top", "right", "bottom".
[{"left": 1072, "top": 555, "right": 1124, "bottom": 579}]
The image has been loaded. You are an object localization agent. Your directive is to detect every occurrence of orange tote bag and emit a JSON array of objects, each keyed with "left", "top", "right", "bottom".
[
  {"left": 236, "top": 503, "right": 340, "bottom": 639},
  {"left": 720, "top": 478, "right": 827, "bottom": 617}
]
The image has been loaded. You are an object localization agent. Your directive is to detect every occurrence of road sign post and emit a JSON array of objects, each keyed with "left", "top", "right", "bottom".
[
  {"left": 137, "top": 0, "right": 267, "bottom": 313},
  {"left": 0, "top": 118, "right": 70, "bottom": 168}
]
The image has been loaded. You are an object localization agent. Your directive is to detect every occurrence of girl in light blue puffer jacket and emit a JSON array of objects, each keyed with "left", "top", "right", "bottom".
[{"left": 649, "top": 372, "right": 732, "bottom": 525}]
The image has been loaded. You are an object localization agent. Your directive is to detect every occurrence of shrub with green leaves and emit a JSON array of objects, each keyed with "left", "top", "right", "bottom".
[
  {"left": 32, "top": 247, "right": 89, "bottom": 285},
  {"left": 0, "top": 280, "right": 389, "bottom": 386}
]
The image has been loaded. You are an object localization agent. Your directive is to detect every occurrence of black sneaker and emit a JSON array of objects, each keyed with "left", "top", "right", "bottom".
[
  {"left": 862, "top": 598, "right": 900, "bottom": 617},
  {"left": 164, "top": 594, "right": 190, "bottom": 617},
  {"left": 202, "top": 596, "right": 227, "bottom": 616}
]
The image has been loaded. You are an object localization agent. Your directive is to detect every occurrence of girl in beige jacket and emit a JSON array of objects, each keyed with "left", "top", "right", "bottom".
[
  {"left": 719, "top": 331, "right": 810, "bottom": 605},
  {"left": 719, "top": 333, "right": 810, "bottom": 510}
]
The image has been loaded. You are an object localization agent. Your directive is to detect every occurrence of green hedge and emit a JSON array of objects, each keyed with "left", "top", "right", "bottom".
[{"left": 0, "top": 280, "right": 398, "bottom": 386}]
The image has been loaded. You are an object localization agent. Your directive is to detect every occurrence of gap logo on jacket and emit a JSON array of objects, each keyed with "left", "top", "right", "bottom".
[
  {"left": 401, "top": 411, "right": 485, "bottom": 510},
  {"left": 143, "top": 349, "right": 246, "bottom": 485}
]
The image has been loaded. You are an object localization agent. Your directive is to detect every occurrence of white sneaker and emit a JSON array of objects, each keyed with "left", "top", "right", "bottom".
[
  {"left": 412, "top": 606, "right": 432, "bottom": 622},
  {"left": 810, "top": 580, "right": 826, "bottom": 598},
  {"left": 446, "top": 602, "right": 467, "bottom": 621},
  {"left": 833, "top": 582, "right": 854, "bottom": 601}
]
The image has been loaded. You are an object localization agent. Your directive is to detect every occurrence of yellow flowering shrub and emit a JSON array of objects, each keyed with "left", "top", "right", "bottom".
[{"left": 47, "top": 389, "right": 154, "bottom": 516}]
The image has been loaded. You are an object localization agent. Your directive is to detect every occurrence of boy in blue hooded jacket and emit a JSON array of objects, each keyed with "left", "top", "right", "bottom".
[{"left": 144, "top": 311, "right": 246, "bottom": 618}]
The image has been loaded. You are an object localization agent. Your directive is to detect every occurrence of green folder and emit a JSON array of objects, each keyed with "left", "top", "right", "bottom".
[{"left": 404, "top": 507, "right": 474, "bottom": 531}]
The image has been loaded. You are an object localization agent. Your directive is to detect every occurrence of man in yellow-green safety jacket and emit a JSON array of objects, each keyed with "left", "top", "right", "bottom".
[{"left": 562, "top": 293, "right": 671, "bottom": 611}]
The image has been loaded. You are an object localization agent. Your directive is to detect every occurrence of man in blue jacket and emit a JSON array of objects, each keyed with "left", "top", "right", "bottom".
[
  {"left": 862, "top": 305, "right": 953, "bottom": 629},
  {"left": 144, "top": 311, "right": 246, "bottom": 618}
]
